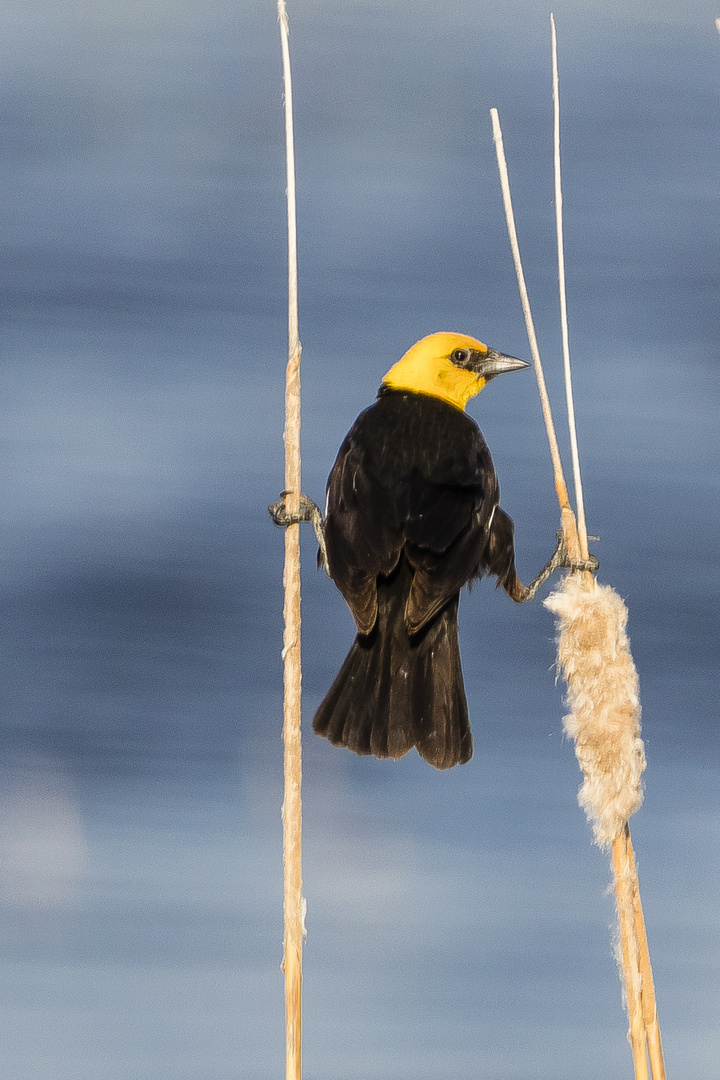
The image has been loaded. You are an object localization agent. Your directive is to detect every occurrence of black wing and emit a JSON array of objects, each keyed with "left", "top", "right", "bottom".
[{"left": 480, "top": 505, "right": 525, "bottom": 602}]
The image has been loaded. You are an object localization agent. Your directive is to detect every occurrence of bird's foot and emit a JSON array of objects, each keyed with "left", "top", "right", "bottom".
[
  {"left": 518, "top": 532, "right": 599, "bottom": 603},
  {"left": 555, "top": 530, "right": 600, "bottom": 575},
  {"left": 268, "top": 491, "right": 329, "bottom": 572},
  {"left": 268, "top": 491, "right": 319, "bottom": 528}
]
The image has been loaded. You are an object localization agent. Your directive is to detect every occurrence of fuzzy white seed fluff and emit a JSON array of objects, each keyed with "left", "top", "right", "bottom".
[{"left": 544, "top": 575, "right": 645, "bottom": 847}]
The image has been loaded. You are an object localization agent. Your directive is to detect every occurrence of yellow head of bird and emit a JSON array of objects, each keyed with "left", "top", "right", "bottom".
[{"left": 382, "top": 332, "right": 529, "bottom": 411}]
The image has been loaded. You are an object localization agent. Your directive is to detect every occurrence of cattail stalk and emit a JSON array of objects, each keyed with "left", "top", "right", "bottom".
[
  {"left": 544, "top": 573, "right": 648, "bottom": 1076},
  {"left": 278, "top": 3, "right": 303, "bottom": 1078},
  {"left": 613, "top": 830, "right": 650, "bottom": 1080},
  {"left": 551, "top": 13, "right": 588, "bottom": 561},
  {"left": 489, "top": 108, "right": 579, "bottom": 558},
  {"left": 491, "top": 93, "right": 665, "bottom": 1080},
  {"left": 626, "top": 826, "right": 667, "bottom": 1079},
  {"left": 549, "top": 21, "right": 665, "bottom": 1079}
]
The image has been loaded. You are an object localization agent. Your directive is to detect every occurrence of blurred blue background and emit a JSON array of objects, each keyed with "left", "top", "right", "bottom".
[{"left": 0, "top": 0, "right": 717, "bottom": 1076}]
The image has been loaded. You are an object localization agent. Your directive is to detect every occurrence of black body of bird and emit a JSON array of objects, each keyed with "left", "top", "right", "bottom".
[{"left": 313, "top": 332, "right": 533, "bottom": 770}]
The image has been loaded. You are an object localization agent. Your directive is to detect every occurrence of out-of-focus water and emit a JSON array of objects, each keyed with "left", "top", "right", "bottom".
[{"left": 0, "top": 1, "right": 718, "bottom": 1076}]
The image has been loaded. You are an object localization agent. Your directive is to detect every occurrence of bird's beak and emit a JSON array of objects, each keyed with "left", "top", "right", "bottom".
[{"left": 477, "top": 348, "right": 531, "bottom": 379}]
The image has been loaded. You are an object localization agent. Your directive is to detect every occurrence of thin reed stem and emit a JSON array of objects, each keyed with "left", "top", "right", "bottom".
[
  {"left": 550, "top": 23, "right": 665, "bottom": 1076},
  {"left": 550, "top": 14, "right": 589, "bottom": 562},
  {"left": 491, "top": 98, "right": 665, "bottom": 1080},
  {"left": 625, "top": 827, "right": 667, "bottom": 1080},
  {"left": 613, "top": 832, "right": 650, "bottom": 1080},
  {"left": 489, "top": 108, "right": 580, "bottom": 558},
  {"left": 278, "top": 3, "right": 303, "bottom": 1078}
]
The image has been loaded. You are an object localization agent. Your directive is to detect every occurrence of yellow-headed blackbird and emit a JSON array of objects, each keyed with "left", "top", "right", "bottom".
[{"left": 270, "top": 332, "right": 592, "bottom": 769}]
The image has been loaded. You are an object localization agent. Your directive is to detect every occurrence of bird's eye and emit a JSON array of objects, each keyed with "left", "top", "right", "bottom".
[{"left": 451, "top": 349, "right": 468, "bottom": 364}]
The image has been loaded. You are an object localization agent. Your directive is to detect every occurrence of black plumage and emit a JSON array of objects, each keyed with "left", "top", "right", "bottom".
[{"left": 313, "top": 387, "right": 525, "bottom": 769}]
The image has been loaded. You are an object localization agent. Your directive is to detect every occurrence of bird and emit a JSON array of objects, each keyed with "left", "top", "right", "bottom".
[{"left": 270, "top": 332, "right": 594, "bottom": 769}]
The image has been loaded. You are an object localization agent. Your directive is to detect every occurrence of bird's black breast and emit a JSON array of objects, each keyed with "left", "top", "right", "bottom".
[{"left": 324, "top": 389, "right": 499, "bottom": 632}]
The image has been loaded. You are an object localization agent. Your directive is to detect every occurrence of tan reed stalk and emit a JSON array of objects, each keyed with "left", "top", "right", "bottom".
[
  {"left": 490, "top": 103, "right": 664, "bottom": 1080},
  {"left": 278, "top": 3, "right": 303, "bottom": 1078},
  {"left": 489, "top": 108, "right": 580, "bottom": 558},
  {"left": 626, "top": 826, "right": 667, "bottom": 1080},
  {"left": 549, "top": 22, "right": 666, "bottom": 1079},
  {"left": 550, "top": 13, "right": 588, "bottom": 562},
  {"left": 613, "top": 832, "right": 650, "bottom": 1080}
]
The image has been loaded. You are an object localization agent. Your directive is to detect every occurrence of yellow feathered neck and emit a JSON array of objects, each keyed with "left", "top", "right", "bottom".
[{"left": 382, "top": 332, "right": 489, "bottom": 411}]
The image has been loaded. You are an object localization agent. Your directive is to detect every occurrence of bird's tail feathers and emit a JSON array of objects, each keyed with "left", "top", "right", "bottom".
[{"left": 312, "top": 558, "right": 472, "bottom": 769}]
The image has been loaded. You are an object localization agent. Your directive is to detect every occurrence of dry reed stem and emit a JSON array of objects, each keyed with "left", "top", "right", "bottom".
[
  {"left": 492, "top": 93, "right": 664, "bottom": 1080},
  {"left": 626, "top": 827, "right": 667, "bottom": 1080},
  {"left": 613, "top": 831, "right": 650, "bottom": 1080},
  {"left": 490, "top": 108, "right": 576, "bottom": 547},
  {"left": 547, "top": 23, "right": 665, "bottom": 1073},
  {"left": 278, "top": 3, "right": 303, "bottom": 1078},
  {"left": 551, "top": 14, "right": 589, "bottom": 562},
  {"left": 492, "top": 105, "right": 647, "bottom": 842}
]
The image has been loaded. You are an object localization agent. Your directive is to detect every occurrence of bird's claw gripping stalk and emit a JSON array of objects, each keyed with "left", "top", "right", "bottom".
[
  {"left": 555, "top": 529, "right": 600, "bottom": 576},
  {"left": 268, "top": 491, "right": 329, "bottom": 573},
  {"left": 517, "top": 530, "right": 599, "bottom": 603}
]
